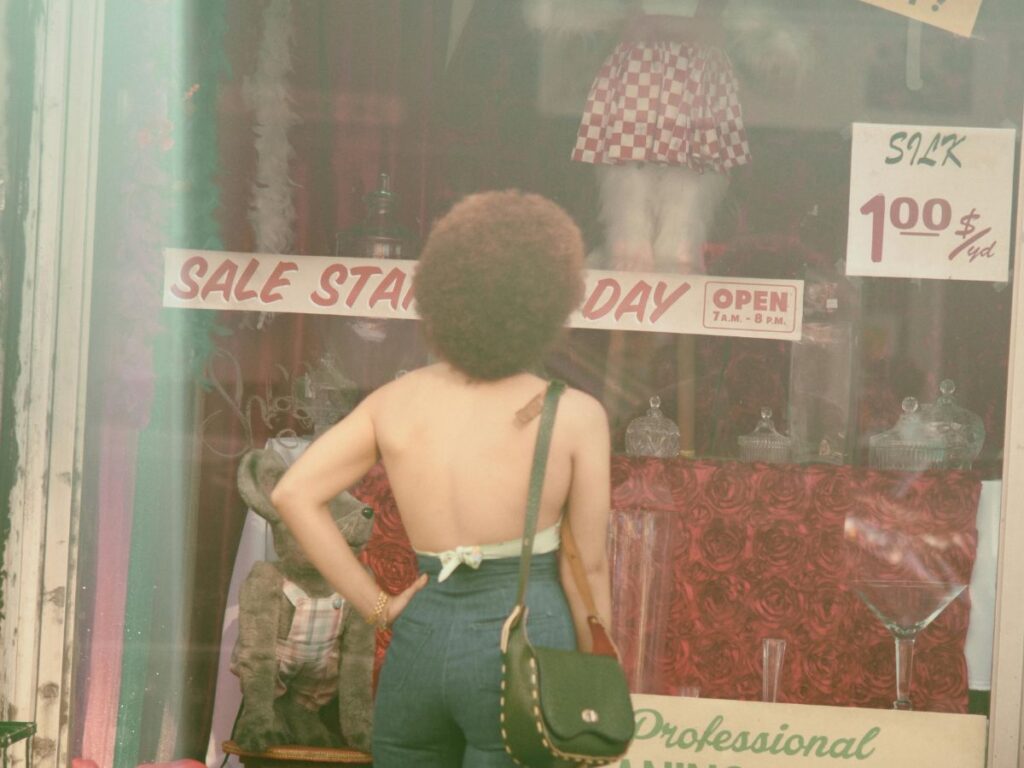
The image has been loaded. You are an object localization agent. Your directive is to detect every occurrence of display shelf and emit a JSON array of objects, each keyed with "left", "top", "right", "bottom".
[{"left": 222, "top": 740, "right": 372, "bottom": 767}]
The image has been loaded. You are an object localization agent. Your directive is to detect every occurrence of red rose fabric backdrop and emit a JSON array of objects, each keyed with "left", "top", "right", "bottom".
[{"left": 355, "top": 456, "right": 979, "bottom": 713}]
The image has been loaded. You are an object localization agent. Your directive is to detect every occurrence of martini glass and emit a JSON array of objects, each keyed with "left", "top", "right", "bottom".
[{"left": 850, "top": 579, "right": 966, "bottom": 710}]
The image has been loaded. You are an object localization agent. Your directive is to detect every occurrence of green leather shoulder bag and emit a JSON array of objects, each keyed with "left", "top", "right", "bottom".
[{"left": 500, "top": 381, "right": 635, "bottom": 767}]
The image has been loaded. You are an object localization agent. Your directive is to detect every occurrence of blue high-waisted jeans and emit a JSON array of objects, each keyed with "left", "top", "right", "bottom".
[{"left": 372, "top": 552, "right": 575, "bottom": 767}]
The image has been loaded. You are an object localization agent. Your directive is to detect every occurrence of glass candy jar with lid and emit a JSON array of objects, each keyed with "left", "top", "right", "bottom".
[
  {"left": 301, "top": 355, "right": 359, "bottom": 437},
  {"left": 738, "top": 406, "right": 792, "bottom": 463},
  {"left": 919, "top": 379, "right": 985, "bottom": 469},
  {"left": 336, "top": 171, "right": 408, "bottom": 260},
  {"left": 625, "top": 396, "right": 680, "bottom": 458},
  {"left": 868, "top": 396, "right": 947, "bottom": 471}
]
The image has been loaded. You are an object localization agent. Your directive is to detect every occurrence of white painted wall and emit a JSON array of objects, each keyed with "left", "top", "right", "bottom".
[
  {"left": 0, "top": 1, "right": 105, "bottom": 766},
  {"left": 988, "top": 109, "right": 1024, "bottom": 768}
]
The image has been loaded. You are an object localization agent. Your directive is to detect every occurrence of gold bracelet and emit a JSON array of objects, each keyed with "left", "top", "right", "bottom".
[{"left": 366, "top": 589, "right": 390, "bottom": 630}]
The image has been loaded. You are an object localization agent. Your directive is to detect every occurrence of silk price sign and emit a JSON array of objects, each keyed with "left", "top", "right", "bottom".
[
  {"left": 163, "top": 250, "right": 803, "bottom": 340},
  {"left": 615, "top": 694, "right": 986, "bottom": 768},
  {"left": 856, "top": 0, "right": 983, "bottom": 37},
  {"left": 846, "top": 122, "right": 1015, "bottom": 282}
]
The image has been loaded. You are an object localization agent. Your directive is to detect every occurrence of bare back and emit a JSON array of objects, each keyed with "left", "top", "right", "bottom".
[
  {"left": 272, "top": 360, "right": 613, "bottom": 648},
  {"left": 371, "top": 364, "right": 587, "bottom": 551},
  {"left": 270, "top": 190, "right": 610, "bottom": 649}
]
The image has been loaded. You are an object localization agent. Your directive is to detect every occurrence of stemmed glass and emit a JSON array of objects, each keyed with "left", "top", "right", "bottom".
[
  {"left": 844, "top": 511, "right": 968, "bottom": 711},
  {"left": 849, "top": 579, "right": 965, "bottom": 710}
]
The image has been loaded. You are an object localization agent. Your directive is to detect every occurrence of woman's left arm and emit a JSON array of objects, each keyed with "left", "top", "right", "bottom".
[
  {"left": 272, "top": 393, "right": 426, "bottom": 624},
  {"left": 558, "top": 390, "right": 614, "bottom": 652}
]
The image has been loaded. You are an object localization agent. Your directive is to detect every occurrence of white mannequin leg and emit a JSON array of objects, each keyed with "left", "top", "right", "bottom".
[
  {"left": 652, "top": 166, "right": 729, "bottom": 274},
  {"left": 597, "top": 163, "right": 656, "bottom": 272}
]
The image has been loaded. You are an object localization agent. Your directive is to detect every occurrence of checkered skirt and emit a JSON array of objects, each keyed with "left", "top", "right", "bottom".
[{"left": 571, "top": 41, "right": 751, "bottom": 173}]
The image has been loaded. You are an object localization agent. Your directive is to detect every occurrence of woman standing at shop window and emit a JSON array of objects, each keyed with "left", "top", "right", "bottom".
[{"left": 271, "top": 190, "right": 614, "bottom": 767}]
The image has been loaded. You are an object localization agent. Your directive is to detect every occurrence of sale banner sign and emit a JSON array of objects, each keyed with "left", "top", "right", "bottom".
[
  {"left": 163, "top": 249, "right": 803, "bottom": 341},
  {"left": 857, "top": 0, "right": 983, "bottom": 37},
  {"left": 615, "top": 694, "right": 986, "bottom": 768},
  {"left": 574, "top": 272, "right": 801, "bottom": 339},
  {"left": 846, "top": 122, "right": 1015, "bottom": 282}
]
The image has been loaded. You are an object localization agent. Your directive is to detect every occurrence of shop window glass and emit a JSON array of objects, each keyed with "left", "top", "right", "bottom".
[{"left": 67, "top": 1, "right": 1021, "bottom": 765}]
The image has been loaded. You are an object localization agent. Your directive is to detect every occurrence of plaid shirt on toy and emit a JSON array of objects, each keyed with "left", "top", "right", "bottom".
[{"left": 274, "top": 579, "right": 345, "bottom": 710}]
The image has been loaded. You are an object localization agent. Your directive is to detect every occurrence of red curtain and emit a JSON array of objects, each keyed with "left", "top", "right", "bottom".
[{"left": 180, "top": 1, "right": 448, "bottom": 757}]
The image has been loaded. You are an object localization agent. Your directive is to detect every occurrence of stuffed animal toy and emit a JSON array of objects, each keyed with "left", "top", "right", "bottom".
[
  {"left": 525, "top": 0, "right": 810, "bottom": 274},
  {"left": 231, "top": 447, "right": 376, "bottom": 753}
]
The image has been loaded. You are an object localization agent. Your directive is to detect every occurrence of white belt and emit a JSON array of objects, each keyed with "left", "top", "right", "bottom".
[{"left": 416, "top": 523, "right": 562, "bottom": 582}]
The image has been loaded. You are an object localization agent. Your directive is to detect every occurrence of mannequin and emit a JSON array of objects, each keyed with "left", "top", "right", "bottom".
[{"left": 527, "top": 0, "right": 809, "bottom": 274}]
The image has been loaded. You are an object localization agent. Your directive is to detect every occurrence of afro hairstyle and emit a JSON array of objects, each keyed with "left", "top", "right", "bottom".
[{"left": 413, "top": 190, "right": 585, "bottom": 381}]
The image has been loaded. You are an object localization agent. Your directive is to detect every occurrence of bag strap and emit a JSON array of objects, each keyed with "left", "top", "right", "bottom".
[
  {"left": 514, "top": 380, "right": 565, "bottom": 608},
  {"left": 561, "top": 520, "right": 620, "bottom": 658},
  {"left": 513, "top": 380, "right": 620, "bottom": 659}
]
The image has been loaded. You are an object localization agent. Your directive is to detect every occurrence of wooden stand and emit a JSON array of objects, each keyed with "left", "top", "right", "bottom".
[{"left": 222, "top": 740, "right": 372, "bottom": 767}]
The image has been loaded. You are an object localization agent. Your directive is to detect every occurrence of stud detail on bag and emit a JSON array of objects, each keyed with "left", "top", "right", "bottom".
[{"left": 581, "top": 708, "right": 600, "bottom": 723}]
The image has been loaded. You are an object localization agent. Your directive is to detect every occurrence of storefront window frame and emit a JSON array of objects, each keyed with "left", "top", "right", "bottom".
[
  {"left": 2, "top": 4, "right": 1024, "bottom": 766},
  {"left": 0, "top": 2, "right": 105, "bottom": 766},
  {"left": 986, "top": 103, "right": 1024, "bottom": 765}
]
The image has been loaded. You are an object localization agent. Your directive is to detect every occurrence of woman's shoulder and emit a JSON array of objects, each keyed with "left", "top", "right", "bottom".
[
  {"left": 559, "top": 383, "right": 603, "bottom": 411},
  {"left": 354, "top": 366, "right": 431, "bottom": 420},
  {"left": 363, "top": 369, "right": 606, "bottom": 429},
  {"left": 364, "top": 364, "right": 441, "bottom": 399},
  {"left": 557, "top": 384, "right": 609, "bottom": 431},
  {"left": 554, "top": 385, "right": 610, "bottom": 457}
]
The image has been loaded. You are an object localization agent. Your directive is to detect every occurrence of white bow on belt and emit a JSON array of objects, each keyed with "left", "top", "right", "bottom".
[{"left": 437, "top": 545, "right": 484, "bottom": 582}]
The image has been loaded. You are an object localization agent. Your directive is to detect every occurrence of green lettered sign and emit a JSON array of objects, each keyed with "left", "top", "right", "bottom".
[{"left": 616, "top": 694, "right": 986, "bottom": 768}]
